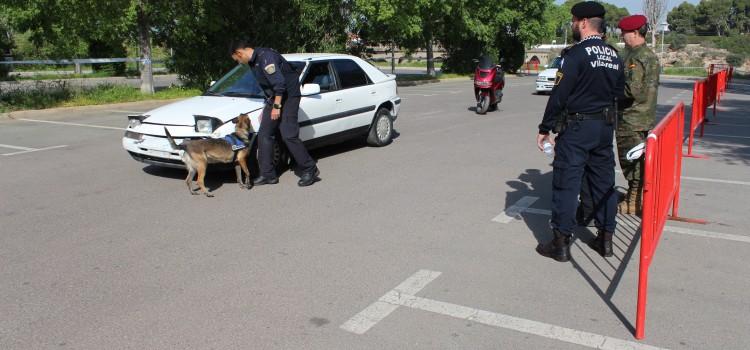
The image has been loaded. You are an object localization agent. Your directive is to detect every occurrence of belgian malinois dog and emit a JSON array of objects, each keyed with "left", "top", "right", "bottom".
[{"left": 164, "top": 114, "right": 254, "bottom": 197}]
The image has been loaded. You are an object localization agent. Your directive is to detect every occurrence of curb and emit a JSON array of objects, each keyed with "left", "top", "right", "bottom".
[
  {"left": 0, "top": 98, "right": 187, "bottom": 121},
  {"left": 396, "top": 79, "right": 440, "bottom": 87}
]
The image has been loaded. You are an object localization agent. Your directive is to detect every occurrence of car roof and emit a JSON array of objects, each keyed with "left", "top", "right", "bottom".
[{"left": 282, "top": 53, "right": 354, "bottom": 62}]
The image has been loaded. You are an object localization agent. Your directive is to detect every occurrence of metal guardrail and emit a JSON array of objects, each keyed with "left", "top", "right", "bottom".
[{"left": 1, "top": 58, "right": 164, "bottom": 74}]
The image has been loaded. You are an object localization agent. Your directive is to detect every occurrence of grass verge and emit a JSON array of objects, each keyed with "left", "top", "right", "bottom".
[
  {"left": 395, "top": 72, "right": 471, "bottom": 81},
  {"left": 662, "top": 67, "right": 708, "bottom": 77},
  {"left": 1, "top": 84, "right": 200, "bottom": 113}
]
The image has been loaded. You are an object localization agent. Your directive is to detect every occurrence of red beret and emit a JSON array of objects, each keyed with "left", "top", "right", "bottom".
[{"left": 618, "top": 15, "right": 648, "bottom": 31}]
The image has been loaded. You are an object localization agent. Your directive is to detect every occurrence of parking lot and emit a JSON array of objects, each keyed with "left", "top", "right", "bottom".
[{"left": 1, "top": 76, "right": 749, "bottom": 349}]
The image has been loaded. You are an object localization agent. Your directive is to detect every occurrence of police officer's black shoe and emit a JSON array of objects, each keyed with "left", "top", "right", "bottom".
[
  {"left": 297, "top": 166, "right": 320, "bottom": 187},
  {"left": 536, "top": 229, "right": 571, "bottom": 262},
  {"left": 252, "top": 176, "right": 279, "bottom": 186},
  {"left": 587, "top": 230, "right": 613, "bottom": 257}
]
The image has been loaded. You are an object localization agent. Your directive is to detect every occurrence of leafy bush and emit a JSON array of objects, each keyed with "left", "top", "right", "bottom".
[
  {"left": 669, "top": 34, "right": 687, "bottom": 50},
  {"left": 726, "top": 53, "right": 745, "bottom": 67}
]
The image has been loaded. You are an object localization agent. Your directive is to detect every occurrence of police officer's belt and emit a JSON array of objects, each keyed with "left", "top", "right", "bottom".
[{"left": 568, "top": 112, "right": 606, "bottom": 121}]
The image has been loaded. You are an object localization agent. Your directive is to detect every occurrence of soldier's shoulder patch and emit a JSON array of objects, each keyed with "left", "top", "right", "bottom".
[
  {"left": 555, "top": 71, "right": 563, "bottom": 85},
  {"left": 264, "top": 63, "right": 276, "bottom": 74}
]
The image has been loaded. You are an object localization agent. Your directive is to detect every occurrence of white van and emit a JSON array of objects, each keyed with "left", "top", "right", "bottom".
[{"left": 535, "top": 56, "right": 562, "bottom": 94}]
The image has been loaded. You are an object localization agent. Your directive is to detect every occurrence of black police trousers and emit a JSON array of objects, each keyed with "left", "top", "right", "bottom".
[
  {"left": 551, "top": 119, "right": 617, "bottom": 235},
  {"left": 258, "top": 95, "right": 316, "bottom": 178}
]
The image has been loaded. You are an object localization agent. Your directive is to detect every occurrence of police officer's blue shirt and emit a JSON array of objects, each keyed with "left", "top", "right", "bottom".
[
  {"left": 248, "top": 48, "right": 301, "bottom": 99},
  {"left": 539, "top": 36, "right": 624, "bottom": 134}
]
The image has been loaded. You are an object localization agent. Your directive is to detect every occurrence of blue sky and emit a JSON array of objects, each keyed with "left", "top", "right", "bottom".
[{"left": 556, "top": 0, "right": 700, "bottom": 16}]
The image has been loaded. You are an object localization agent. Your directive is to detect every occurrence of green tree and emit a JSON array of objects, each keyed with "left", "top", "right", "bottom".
[
  {"left": 668, "top": 2, "right": 697, "bottom": 34},
  {"left": 696, "top": 0, "right": 733, "bottom": 36}
]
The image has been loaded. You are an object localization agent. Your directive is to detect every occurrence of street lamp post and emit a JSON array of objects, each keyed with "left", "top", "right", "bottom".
[{"left": 660, "top": 22, "right": 668, "bottom": 57}]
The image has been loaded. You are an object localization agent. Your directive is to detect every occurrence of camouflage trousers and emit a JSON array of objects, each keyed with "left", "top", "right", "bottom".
[{"left": 616, "top": 128, "right": 649, "bottom": 187}]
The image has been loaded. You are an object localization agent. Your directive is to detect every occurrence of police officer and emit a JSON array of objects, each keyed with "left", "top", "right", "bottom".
[
  {"left": 536, "top": 1, "right": 624, "bottom": 262},
  {"left": 616, "top": 15, "right": 659, "bottom": 214},
  {"left": 230, "top": 40, "right": 320, "bottom": 187}
]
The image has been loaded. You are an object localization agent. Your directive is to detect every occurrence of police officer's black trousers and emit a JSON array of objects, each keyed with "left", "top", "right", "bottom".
[
  {"left": 551, "top": 119, "right": 617, "bottom": 235},
  {"left": 258, "top": 95, "right": 316, "bottom": 178}
]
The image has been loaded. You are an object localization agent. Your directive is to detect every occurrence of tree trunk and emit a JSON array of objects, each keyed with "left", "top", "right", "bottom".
[
  {"left": 137, "top": 1, "right": 154, "bottom": 94},
  {"left": 426, "top": 38, "right": 435, "bottom": 77}
]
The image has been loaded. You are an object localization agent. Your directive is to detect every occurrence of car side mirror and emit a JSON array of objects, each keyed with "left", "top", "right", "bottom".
[
  {"left": 209, "top": 80, "right": 216, "bottom": 87},
  {"left": 301, "top": 83, "right": 321, "bottom": 96}
]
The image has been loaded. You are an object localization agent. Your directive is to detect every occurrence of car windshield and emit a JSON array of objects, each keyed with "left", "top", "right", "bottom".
[
  {"left": 549, "top": 57, "right": 562, "bottom": 69},
  {"left": 205, "top": 64, "right": 266, "bottom": 98}
]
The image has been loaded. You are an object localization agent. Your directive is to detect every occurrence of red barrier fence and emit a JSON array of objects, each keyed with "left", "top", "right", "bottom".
[
  {"left": 636, "top": 102, "right": 685, "bottom": 339},
  {"left": 684, "top": 68, "right": 731, "bottom": 158}
]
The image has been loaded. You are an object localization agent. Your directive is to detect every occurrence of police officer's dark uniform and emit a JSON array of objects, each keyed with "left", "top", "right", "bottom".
[
  {"left": 536, "top": 2, "right": 624, "bottom": 262},
  {"left": 249, "top": 47, "right": 319, "bottom": 186}
]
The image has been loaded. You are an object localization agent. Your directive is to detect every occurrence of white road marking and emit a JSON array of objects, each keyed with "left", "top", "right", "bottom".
[
  {"left": 14, "top": 118, "right": 125, "bottom": 131},
  {"left": 2, "top": 145, "right": 67, "bottom": 156},
  {"left": 492, "top": 196, "right": 538, "bottom": 223},
  {"left": 662, "top": 225, "right": 750, "bottom": 243},
  {"left": 0, "top": 143, "right": 35, "bottom": 151},
  {"left": 615, "top": 170, "right": 750, "bottom": 186},
  {"left": 702, "top": 133, "right": 750, "bottom": 139},
  {"left": 498, "top": 196, "right": 750, "bottom": 243},
  {"left": 342, "top": 270, "right": 666, "bottom": 350},
  {"left": 104, "top": 109, "right": 143, "bottom": 114},
  {"left": 340, "top": 269, "right": 441, "bottom": 334}
]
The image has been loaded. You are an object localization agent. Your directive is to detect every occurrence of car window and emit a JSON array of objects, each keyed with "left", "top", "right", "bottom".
[
  {"left": 332, "top": 59, "right": 370, "bottom": 89},
  {"left": 205, "top": 64, "right": 265, "bottom": 98},
  {"left": 549, "top": 57, "right": 562, "bottom": 69},
  {"left": 302, "top": 61, "right": 336, "bottom": 93}
]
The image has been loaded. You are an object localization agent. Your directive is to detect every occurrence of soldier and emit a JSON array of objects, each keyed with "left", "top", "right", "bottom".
[
  {"left": 536, "top": 1, "right": 624, "bottom": 262},
  {"left": 229, "top": 40, "right": 320, "bottom": 187},
  {"left": 616, "top": 15, "right": 659, "bottom": 214}
]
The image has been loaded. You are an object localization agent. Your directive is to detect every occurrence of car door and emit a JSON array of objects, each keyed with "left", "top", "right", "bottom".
[
  {"left": 298, "top": 60, "right": 345, "bottom": 140},
  {"left": 330, "top": 59, "right": 378, "bottom": 132}
]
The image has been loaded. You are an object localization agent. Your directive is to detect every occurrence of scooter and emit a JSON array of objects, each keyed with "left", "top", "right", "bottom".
[{"left": 473, "top": 56, "right": 505, "bottom": 115}]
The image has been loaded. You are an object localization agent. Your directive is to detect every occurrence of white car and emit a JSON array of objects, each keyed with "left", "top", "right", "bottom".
[
  {"left": 535, "top": 56, "right": 562, "bottom": 94},
  {"left": 123, "top": 53, "right": 400, "bottom": 169}
]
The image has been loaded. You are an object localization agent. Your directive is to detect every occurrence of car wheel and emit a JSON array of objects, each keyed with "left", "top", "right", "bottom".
[
  {"left": 367, "top": 107, "right": 394, "bottom": 147},
  {"left": 249, "top": 135, "right": 289, "bottom": 175}
]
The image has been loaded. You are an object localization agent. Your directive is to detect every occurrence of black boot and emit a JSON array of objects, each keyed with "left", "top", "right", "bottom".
[
  {"left": 536, "top": 229, "right": 571, "bottom": 262},
  {"left": 587, "top": 230, "right": 613, "bottom": 257},
  {"left": 298, "top": 166, "right": 320, "bottom": 187}
]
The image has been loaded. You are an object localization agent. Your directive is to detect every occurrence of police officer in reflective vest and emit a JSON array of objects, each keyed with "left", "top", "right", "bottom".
[
  {"left": 616, "top": 15, "right": 659, "bottom": 214},
  {"left": 230, "top": 40, "right": 320, "bottom": 187},
  {"left": 536, "top": 1, "right": 625, "bottom": 262}
]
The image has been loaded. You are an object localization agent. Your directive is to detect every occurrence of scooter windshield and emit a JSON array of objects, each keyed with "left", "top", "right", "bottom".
[{"left": 478, "top": 55, "right": 495, "bottom": 69}]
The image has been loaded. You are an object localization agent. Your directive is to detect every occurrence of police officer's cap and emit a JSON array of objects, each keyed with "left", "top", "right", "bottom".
[
  {"left": 618, "top": 15, "right": 648, "bottom": 31},
  {"left": 571, "top": 1, "right": 606, "bottom": 19}
]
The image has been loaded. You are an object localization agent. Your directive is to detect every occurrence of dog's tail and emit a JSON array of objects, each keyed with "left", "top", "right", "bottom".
[{"left": 164, "top": 127, "right": 183, "bottom": 150}]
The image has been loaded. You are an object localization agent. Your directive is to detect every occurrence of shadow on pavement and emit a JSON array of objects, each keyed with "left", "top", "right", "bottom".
[{"left": 505, "top": 168, "right": 641, "bottom": 335}]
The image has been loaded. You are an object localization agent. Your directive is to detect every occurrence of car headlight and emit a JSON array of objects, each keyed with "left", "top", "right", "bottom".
[
  {"left": 124, "top": 130, "right": 143, "bottom": 140},
  {"left": 194, "top": 115, "right": 222, "bottom": 134},
  {"left": 127, "top": 115, "right": 147, "bottom": 128}
]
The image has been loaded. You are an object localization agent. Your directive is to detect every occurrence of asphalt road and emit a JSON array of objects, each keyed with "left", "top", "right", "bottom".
[{"left": 1, "top": 76, "right": 749, "bottom": 349}]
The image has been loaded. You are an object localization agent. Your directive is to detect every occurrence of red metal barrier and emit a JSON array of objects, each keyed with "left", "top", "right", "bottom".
[
  {"left": 685, "top": 79, "right": 708, "bottom": 158},
  {"left": 636, "top": 102, "right": 706, "bottom": 339}
]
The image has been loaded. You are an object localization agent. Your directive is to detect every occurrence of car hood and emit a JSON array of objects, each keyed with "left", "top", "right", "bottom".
[
  {"left": 538, "top": 68, "right": 558, "bottom": 79},
  {"left": 143, "top": 96, "right": 266, "bottom": 126}
]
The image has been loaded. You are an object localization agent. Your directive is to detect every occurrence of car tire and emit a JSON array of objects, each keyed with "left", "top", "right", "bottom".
[
  {"left": 249, "top": 134, "right": 289, "bottom": 175},
  {"left": 367, "top": 107, "right": 394, "bottom": 147}
]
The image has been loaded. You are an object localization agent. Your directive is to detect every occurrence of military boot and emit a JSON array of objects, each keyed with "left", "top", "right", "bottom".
[
  {"left": 587, "top": 230, "right": 613, "bottom": 257},
  {"left": 618, "top": 187, "right": 640, "bottom": 215},
  {"left": 536, "top": 229, "right": 571, "bottom": 262}
]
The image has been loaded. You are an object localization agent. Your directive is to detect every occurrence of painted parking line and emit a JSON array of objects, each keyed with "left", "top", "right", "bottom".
[
  {"left": 614, "top": 170, "right": 750, "bottom": 187},
  {"left": 14, "top": 118, "right": 125, "bottom": 131},
  {"left": 0, "top": 143, "right": 35, "bottom": 151},
  {"left": 495, "top": 196, "right": 750, "bottom": 244},
  {"left": 341, "top": 270, "right": 665, "bottom": 350},
  {"left": 2, "top": 145, "right": 68, "bottom": 156}
]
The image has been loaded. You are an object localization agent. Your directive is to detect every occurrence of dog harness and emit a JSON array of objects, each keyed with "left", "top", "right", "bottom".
[{"left": 223, "top": 134, "right": 249, "bottom": 151}]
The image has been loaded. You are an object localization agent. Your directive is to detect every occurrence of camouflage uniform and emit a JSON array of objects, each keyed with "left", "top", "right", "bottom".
[{"left": 617, "top": 43, "right": 659, "bottom": 214}]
